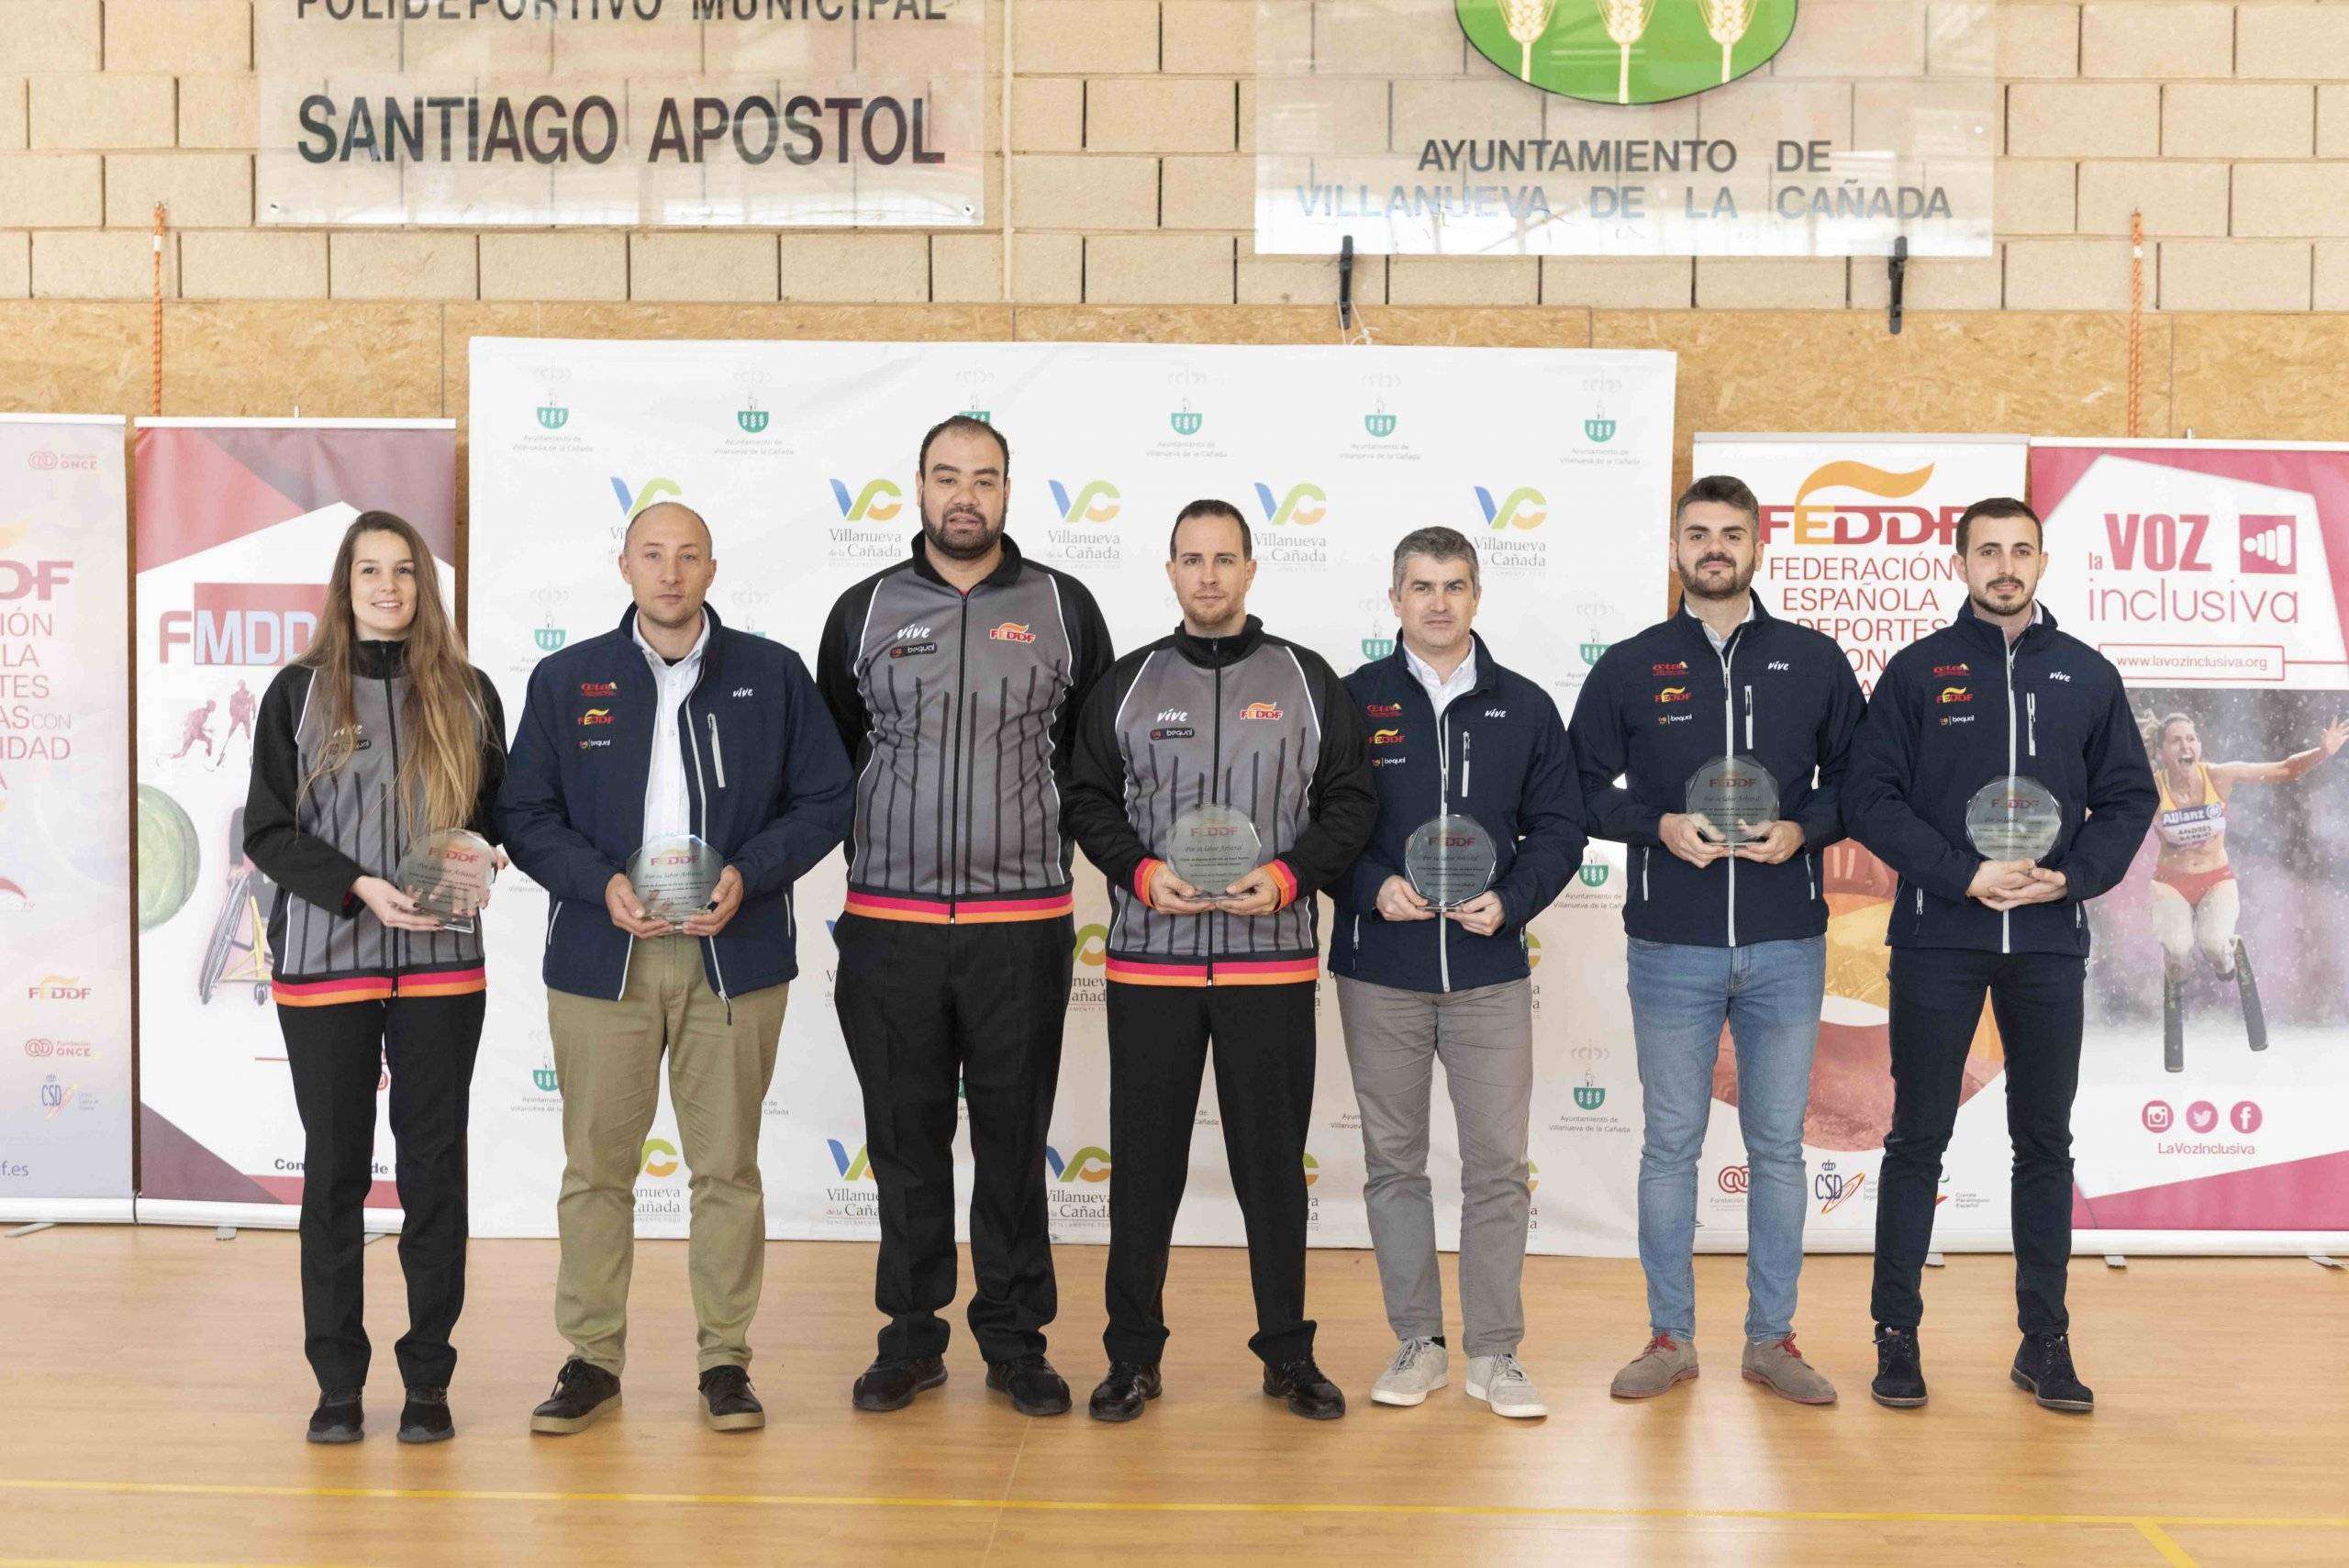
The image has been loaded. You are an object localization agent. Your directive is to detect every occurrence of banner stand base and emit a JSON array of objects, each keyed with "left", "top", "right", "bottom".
[
  {"left": 0, "top": 1198, "right": 136, "bottom": 1226},
  {"left": 2104, "top": 1254, "right": 2128, "bottom": 1269},
  {"left": 2313, "top": 1255, "right": 2343, "bottom": 1271},
  {"left": 5, "top": 1221, "right": 59, "bottom": 1238}
]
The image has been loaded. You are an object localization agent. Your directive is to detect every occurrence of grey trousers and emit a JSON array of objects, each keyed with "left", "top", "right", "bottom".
[{"left": 1335, "top": 974, "right": 1535, "bottom": 1357}]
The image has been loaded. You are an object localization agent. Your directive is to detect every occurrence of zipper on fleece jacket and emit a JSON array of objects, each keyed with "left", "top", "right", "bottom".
[
  {"left": 1718, "top": 635, "right": 1739, "bottom": 947},
  {"left": 2001, "top": 637, "right": 2020, "bottom": 956}
]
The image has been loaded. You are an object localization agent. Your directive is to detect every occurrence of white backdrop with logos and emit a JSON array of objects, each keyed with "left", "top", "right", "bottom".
[
  {"left": 0, "top": 414, "right": 133, "bottom": 1222},
  {"left": 467, "top": 336, "right": 1677, "bottom": 1253}
]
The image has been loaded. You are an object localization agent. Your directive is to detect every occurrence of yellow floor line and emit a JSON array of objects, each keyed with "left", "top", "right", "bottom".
[
  {"left": 2135, "top": 1521, "right": 2201, "bottom": 1567},
  {"left": 1, "top": 1475, "right": 2343, "bottom": 1530}
]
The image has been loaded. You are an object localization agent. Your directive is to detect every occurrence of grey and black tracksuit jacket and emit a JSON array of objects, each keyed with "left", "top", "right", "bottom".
[{"left": 243, "top": 639, "right": 507, "bottom": 1006}]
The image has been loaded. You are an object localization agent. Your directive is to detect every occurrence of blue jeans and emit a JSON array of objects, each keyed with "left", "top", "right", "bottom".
[{"left": 1627, "top": 935, "right": 1825, "bottom": 1343}]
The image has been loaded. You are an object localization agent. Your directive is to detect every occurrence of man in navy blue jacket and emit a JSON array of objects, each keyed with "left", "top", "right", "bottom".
[
  {"left": 499, "top": 502, "right": 852, "bottom": 1437},
  {"left": 1567, "top": 475, "right": 1863, "bottom": 1408},
  {"left": 1330, "top": 527, "right": 1584, "bottom": 1420},
  {"left": 1845, "top": 496, "right": 2154, "bottom": 1416}
]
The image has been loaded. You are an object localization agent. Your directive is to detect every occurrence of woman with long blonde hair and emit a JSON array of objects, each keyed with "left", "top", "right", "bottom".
[{"left": 243, "top": 510, "right": 508, "bottom": 1445}]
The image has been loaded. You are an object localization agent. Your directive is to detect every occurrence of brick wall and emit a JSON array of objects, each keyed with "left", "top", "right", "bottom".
[{"left": 0, "top": 0, "right": 2344, "bottom": 309}]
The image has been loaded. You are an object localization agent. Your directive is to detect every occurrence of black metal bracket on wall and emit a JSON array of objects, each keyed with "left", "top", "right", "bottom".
[
  {"left": 1339, "top": 235, "right": 1356, "bottom": 333},
  {"left": 1887, "top": 235, "right": 1909, "bottom": 336}
]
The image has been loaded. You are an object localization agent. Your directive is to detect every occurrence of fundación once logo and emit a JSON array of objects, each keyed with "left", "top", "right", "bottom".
[
  {"left": 1457, "top": 0, "right": 1798, "bottom": 107},
  {"left": 1254, "top": 482, "right": 1329, "bottom": 528},
  {"left": 1475, "top": 485, "right": 1548, "bottom": 531},
  {"left": 1048, "top": 480, "right": 1122, "bottom": 525},
  {"left": 831, "top": 478, "right": 904, "bottom": 524}
]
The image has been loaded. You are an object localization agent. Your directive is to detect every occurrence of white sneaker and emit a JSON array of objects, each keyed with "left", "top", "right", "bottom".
[
  {"left": 1465, "top": 1353, "right": 1549, "bottom": 1418},
  {"left": 1369, "top": 1338, "right": 1449, "bottom": 1407}
]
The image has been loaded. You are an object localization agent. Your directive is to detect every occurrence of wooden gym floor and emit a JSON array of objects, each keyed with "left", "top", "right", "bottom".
[{"left": 0, "top": 1228, "right": 2343, "bottom": 1567}]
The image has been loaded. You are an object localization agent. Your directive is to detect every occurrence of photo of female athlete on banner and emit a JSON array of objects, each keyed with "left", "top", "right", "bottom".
[{"left": 2139, "top": 706, "right": 2348, "bottom": 1072}]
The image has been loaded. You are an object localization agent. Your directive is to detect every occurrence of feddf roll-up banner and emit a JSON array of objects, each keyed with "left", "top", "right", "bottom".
[
  {"left": 1689, "top": 433, "right": 2029, "bottom": 1251},
  {"left": 468, "top": 337, "right": 1677, "bottom": 1252},
  {"left": 2032, "top": 439, "right": 2349, "bottom": 1255},
  {"left": 134, "top": 418, "right": 458, "bottom": 1229},
  {"left": 0, "top": 415, "right": 134, "bottom": 1223}
]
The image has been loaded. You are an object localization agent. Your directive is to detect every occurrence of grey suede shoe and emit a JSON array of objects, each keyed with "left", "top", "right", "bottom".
[
  {"left": 1742, "top": 1335, "right": 1837, "bottom": 1406},
  {"left": 1609, "top": 1332, "right": 1698, "bottom": 1400}
]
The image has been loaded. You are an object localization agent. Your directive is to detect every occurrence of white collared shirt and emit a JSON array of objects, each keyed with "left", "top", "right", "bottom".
[
  {"left": 634, "top": 613, "right": 709, "bottom": 843},
  {"left": 1403, "top": 641, "right": 1478, "bottom": 721},
  {"left": 1686, "top": 595, "right": 1756, "bottom": 653}
]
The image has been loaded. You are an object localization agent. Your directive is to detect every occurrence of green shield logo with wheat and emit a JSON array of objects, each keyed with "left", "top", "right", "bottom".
[{"left": 1459, "top": 0, "right": 1798, "bottom": 106}]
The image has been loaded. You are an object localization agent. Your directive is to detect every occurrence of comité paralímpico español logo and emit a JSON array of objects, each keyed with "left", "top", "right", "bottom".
[{"left": 1457, "top": 0, "right": 1798, "bottom": 107}]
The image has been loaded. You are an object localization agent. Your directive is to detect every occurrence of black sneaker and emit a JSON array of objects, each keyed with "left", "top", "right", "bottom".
[
  {"left": 529, "top": 1357, "right": 622, "bottom": 1435},
  {"left": 2011, "top": 1332, "right": 2095, "bottom": 1413},
  {"left": 1087, "top": 1362, "right": 1163, "bottom": 1423},
  {"left": 1871, "top": 1325, "right": 1928, "bottom": 1408},
  {"left": 306, "top": 1387, "right": 363, "bottom": 1444},
  {"left": 852, "top": 1354, "right": 948, "bottom": 1412},
  {"left": 696, "top": 1364, "right": 764, "bottom": 1431},
  {"left": 1263, "top": 1358, "right": 1345, "bottom": 1420},
  {"left": 985, "top": 1354, "right": 1073, "bottom": 1417},
  {"left": 397, "top": 1386, "right": 454, "bottom": 1444}
]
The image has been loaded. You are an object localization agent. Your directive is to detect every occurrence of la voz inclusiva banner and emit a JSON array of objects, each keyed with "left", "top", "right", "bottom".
[
  {"left": 468, "top": 337, "right": 1678, "bottom": 1251},
  {"left": 0, "top": 415, "right": 133, "bottom": 1218},
  {"left": 2032, "top": 441, "right": 2349, "bottom": 1244},
  {"left": 1688, "top": 435, "right": 2028, "bottom": 1250},
  {"left": 134, "top": 420, "right": 458, "bottom": 1224}
]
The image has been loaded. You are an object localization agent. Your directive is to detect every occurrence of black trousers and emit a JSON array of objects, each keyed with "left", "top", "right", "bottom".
[
  {"left": 1104, "top": 980, "right": 1318, "bottom": 1368},
  {"left": 1872, "top": 947, "right": 2086, "bottom": 1337},
  {"left": 277, "top": 989, "right": 485, "bottom": 1391},
  {"left": 833, "top": 913, "right": 1073, "bottom": 1363}
]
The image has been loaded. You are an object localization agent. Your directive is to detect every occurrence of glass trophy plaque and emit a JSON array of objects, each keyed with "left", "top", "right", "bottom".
[
  {"left": 394, "top": 828, "right": 496, "bottom": 934},
  {"left": 1403, "top": 813, "right": 1498, "bottom": 909},
  {"left": 1166, "top": 805, "right": 1264, "bottom": 900},
  {"left": 1686, "top": 755, "right": 1782, "bottom": 844},
  {"left": 626, "top": 834, "right": 728, "bottom": 928},
  {"left": 1965, "top": 776, "right": 2063, "bottom": 861}
]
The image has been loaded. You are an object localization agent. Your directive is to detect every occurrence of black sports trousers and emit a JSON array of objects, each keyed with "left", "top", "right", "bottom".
[
  {"left": 1103, "top": 979, "right": 1318, "bottom": 1368},
  {"left": 833, "top": 912, "right": 1074, "bottom": 1364},
  {"left": 1872, "top": 946, "right": 2086, "bottom": 1337},
  {"left": 277, "top": 989, "right": 485, "bottom": 1392}
]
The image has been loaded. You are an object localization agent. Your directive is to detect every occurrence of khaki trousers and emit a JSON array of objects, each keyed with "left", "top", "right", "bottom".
[{"left": 547, "top": 934, "right": 787, "bottom": 1375}]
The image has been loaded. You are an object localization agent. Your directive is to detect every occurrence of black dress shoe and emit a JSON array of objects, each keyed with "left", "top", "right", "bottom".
[
  {"left": 397, "top": 1386, "right": 454, "bottom": 1444},
  {"left": 699, "top": 1364, "right": 765, "bottom": 1431},
  {"left": 1263, "top": 1358, "right": 1345, "bottom": 1420},
  {"left": 2011, "top": 1332, "right": 2094, "bottom": 1413},
  {"left": 529, "top": 1358, "right": 622, "bottom": 1435},
  {"left": 852, "top": 1354, "right": 948, "bottom": 1412},
  {"left": 1871, "top": 1325, "right": 1928, "bottom": 1408},
  {"left": 1087, "top": 1362, "right": 1163, "bottom": 1423},
  {"left": 985, "top": 1354, "right": 1073, "bottom": 1416},
  {"left": 306, "top": 1387, "right": 363, "bottom": 1444}
]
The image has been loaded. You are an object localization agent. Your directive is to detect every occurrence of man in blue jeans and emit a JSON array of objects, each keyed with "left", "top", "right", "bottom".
[{"left": 1567, "top": 475, "right": 1864, "bottom": 1406}]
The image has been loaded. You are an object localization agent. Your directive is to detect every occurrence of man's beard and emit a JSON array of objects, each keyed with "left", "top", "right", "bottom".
[
  {"left": 1968, "top": 578, "right": 2032, "bottom": 618},
  {"left": 922, "top": 503, "right": 1002, "bottom": 562},
  {"left": 1676, "top": 554, "right": 1754, "bottom": 602}
]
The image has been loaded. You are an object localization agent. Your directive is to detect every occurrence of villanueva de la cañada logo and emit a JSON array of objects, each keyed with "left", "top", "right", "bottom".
[{"left": 1457, "top": 0, "right": 1798, "bottom": 106}]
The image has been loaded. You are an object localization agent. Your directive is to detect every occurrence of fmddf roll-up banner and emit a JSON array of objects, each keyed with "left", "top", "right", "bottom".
[
  {"left": 467, "top": 337, "right": 1677, "bottom": 1252},
  {"left": 0, "top": 415, "right": 133, "bottom": 1223},
  {"left": 133, "top": 419, "right": 458, "bottom": 1229},
  {"left": 1687, "top": 434, "right": 2031, "bottom": 1251},
  {"left": 2032, "top": 440, "right": 2349, "bottom": 1254}
]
